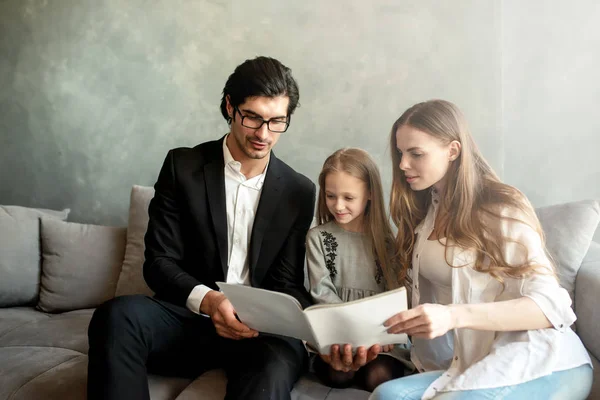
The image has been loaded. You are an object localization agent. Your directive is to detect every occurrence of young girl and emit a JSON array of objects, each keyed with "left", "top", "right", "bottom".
[
  {"left": 306, "top": 148, "right": 411, "bottom": 392},
  {"left": 370, "top": 100, "right": 592, "bottom": 399}
]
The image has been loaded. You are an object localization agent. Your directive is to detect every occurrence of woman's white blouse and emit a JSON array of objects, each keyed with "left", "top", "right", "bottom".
[
  {"left": 412, "top": 239, "right": 455, "bottom": 372},
  {"left": 408, "top": 189, "right": 591, "bottom": 399}
]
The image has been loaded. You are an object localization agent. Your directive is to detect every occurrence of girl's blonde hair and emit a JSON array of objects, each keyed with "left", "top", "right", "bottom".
[
  {"left": 318, "top": 148, "right": 398, "bottom": 289},
  {"left": 389, "top": 100, "right": 551, "bottom": 284}
]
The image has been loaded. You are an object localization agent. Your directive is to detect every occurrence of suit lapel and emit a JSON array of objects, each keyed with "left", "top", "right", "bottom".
[
  {"left": 204, "top": 144, "right": 229, "bottom": 278},
  {"left": 250, "top": 155, "right": 283, "bottom": 284}
]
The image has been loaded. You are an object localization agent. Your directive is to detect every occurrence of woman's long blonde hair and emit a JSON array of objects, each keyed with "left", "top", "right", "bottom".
[
  {"left": 318, "top": 148, "right": 398, "bottom": 289},
  {"left": 389, "top": 100, "right": 551, "bottom": 284}
]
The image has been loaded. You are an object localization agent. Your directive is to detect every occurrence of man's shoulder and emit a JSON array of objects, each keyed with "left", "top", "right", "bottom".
[
  {"left": 167, "top": 138, "right": 223, "bottom": 166},
  {"left": 273, "top": 157, "right": 315, "bottom": 193}
]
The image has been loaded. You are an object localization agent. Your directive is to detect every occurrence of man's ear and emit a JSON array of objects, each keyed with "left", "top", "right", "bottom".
[
  {"left": 225, "top": 95, "right": 233, "bottom": 118},
  {"left": 449, "top": 140, "right": 461, "bottom": 161}
]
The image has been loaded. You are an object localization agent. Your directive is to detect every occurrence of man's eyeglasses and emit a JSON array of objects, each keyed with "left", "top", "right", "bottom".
[{"left": 234, "top": 106, "right": 290, "bottom": 133}]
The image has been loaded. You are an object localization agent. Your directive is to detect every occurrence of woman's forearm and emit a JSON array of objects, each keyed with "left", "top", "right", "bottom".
[{"left": 450, "top": 297, "right": 553, "bottom": 331}]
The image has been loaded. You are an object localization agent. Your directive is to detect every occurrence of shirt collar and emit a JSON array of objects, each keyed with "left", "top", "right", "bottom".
[
  {"left": 431, "top": 187, "right": 440, "bottom": 202},
  {"left": 223, "top": 134, "right": 237, "bottom": 166},
  {"left": 430, "top": 187, "right": 441, "bottom": 218},
  {"left": 223, "top": 134, "right": 268, "bottom": 190}
]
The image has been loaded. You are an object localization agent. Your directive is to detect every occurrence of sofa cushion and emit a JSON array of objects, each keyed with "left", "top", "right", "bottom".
[
  {"left": 115, "top": 185, "right": 155, "bottom": 297},
  {"left": 7, "top": 353, "right": 88, "bottom": 400},
  {"left": 0, "top": 347, "right": 84, "bottom": 400},
  {"left": 174, "top": 369, "right": 226, "bottom": 400},
  {"left": 536, "top": 199, "right": 600, "bottom": 302},
  {"left": 0, "top": 344, "right": 192, "bottom": 400},
  {"left": 587, "top": 351, "right": 600, "bottom": 400},
  {"left": 147, "top": 375, "right": 193, "bottom": 400},
  {"left": 0, "top": 205, "right": 70, "bottom": 307},
  {"left": 0, "top": 308, "right": 94, "bottom": 354},
  {"left": 38, "top": 219, "right": 126, "bottom": 312},
  {"left": 0, "top": 307, "right": 50, "bottom": 338},
  {"left": 322, "top": 387, "right": 370, "bottom": 400},
  {"left": 173, "top": 369, "right": 362, "bottom": 400}
]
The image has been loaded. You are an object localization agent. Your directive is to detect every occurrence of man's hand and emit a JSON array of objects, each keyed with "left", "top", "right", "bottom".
[
  {"left": 319, "top": 344, "right": 381, "bottom": 372},
  {"left": 200, "top": 291, "right": 258, "bottom": 340}
]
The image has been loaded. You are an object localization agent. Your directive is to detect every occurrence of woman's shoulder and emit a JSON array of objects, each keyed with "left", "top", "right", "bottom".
[
  {"left": 478, "top": 183, "right": 534, "bottom": 221},
  {"left": 478, "top": 196, "right": 540, "bottom": 240}
]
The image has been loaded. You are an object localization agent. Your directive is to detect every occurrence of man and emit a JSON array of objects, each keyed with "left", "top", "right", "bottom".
[{"left": 87, "top": 56, "right": 316, "bottom": 400}]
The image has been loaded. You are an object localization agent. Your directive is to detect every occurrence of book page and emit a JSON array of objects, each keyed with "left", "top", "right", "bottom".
[
  {"left": 304, "top": 287, "right": 408, "bottom": 354},
  {"left": 216, "top": 282, "right": 317, "bottom": 344}
]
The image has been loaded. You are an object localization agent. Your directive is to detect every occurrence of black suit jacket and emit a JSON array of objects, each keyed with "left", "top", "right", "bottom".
[{"left": 143, "top": 137, "right": 316, "bottom": 309}]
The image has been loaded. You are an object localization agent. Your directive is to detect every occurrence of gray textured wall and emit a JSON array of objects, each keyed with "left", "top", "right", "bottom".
[
  {"left": 502, "top": 0, "right": 600, "bottom": 241},
  {"left": 1, "top": 0, "right": 596, "bottom": 243}
]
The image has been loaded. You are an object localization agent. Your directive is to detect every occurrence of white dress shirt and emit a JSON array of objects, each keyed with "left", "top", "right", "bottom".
[
  {"left": 407, "top": 189, "right": 591, "bottom": 399},
  {"left": 185, "top": 136, "right": 267, "bottom": 314}
]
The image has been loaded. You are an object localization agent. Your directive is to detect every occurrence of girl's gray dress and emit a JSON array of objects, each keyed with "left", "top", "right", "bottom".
[
  {"left": 306, "top": 221, "right": 384, "bottom": 304},
  {"left": 305, "top": 220, "right": 414, "bottom": 368}
]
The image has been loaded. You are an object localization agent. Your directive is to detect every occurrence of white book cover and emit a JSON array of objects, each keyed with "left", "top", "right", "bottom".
[{"left": 217, "top": 282, "right": 408, "bottom": 354}]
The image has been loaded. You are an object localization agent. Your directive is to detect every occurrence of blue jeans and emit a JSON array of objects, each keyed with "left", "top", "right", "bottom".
[{"left": 369, "top": 364, "right": 592, "bottom": 400}]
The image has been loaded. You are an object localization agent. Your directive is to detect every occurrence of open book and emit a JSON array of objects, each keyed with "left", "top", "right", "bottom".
[{"left": 216, "top": 282, "right": 408, "bottom": 354}]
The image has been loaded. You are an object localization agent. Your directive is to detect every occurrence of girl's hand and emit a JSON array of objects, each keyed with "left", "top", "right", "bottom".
[
  {"left": 384, "top": 303, "right": 455, "bottom": 339},
  {"left": 320, "top": 344, "right": 381, "bottom": 372},
  {"left": 381, "top": 344, "right": 394, "bottom": 352}
]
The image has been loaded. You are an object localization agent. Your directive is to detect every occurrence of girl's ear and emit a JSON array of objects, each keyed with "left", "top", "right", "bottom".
[{"left": 449, "top": 140, "right": 461, "bottom": 161}]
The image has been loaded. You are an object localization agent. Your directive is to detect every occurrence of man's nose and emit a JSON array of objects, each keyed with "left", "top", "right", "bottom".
[{"left": 254, "top": 123, "right": 270, "bottom": 141}]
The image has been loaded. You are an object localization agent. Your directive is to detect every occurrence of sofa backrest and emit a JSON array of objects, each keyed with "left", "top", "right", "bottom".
[
  {"left": 575, "top": 241, "right": 600, "bottom": 361},
  {"left": 2, "top": 191, "right": 599, "bottom": 317},
  {"left": 0, "top": 206, "right": 70, "bottom": 307}
]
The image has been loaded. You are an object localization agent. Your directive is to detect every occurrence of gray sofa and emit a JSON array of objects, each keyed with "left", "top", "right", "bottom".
[{"left": 1, "top": 187, "right": 599, "bottom": 400}]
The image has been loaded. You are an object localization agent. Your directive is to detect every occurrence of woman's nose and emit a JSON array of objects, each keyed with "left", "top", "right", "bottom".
[{"left": 399, "top": 156, "right": 409, "bottom": 171}]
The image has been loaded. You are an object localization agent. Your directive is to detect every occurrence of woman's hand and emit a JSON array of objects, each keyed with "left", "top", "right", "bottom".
[{"left": 384, "top": 303, "right": 455, "bottom": 339}]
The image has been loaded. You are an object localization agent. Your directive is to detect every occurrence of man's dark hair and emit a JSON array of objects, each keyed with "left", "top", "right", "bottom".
[{"left": 220, "top": 56, "right": 300, "bottom": 123}]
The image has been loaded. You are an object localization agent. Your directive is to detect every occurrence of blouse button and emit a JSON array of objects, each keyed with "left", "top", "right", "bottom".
[{"left": 454, "top": 356, "right": 459, "bottom": 360}]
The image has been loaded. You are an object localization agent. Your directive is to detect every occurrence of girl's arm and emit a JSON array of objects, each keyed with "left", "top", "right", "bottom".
[{"left": 306, "top": 229, "right": 344, "bottom": 304}]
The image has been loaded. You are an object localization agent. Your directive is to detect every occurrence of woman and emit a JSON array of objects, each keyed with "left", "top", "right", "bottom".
[{"left": 371, "top": 100, "right": 592, "bottom": 399}]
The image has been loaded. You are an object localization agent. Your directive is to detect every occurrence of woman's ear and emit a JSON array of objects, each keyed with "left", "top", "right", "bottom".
[{"left": 449, "top": 140, "right": 461, "bottom": 162}]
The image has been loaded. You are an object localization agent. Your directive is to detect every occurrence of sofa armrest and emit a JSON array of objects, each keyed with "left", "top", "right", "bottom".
[{"left": 575, "top": 241, "right": 600, "bottom": 361}]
